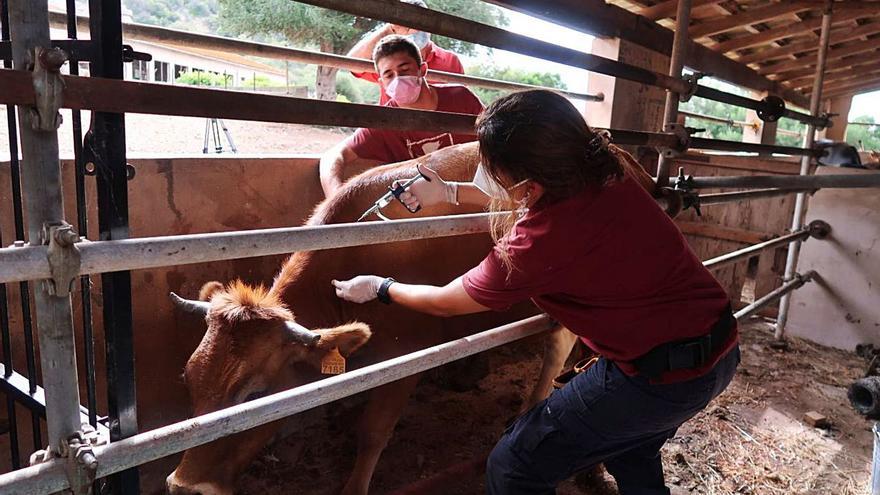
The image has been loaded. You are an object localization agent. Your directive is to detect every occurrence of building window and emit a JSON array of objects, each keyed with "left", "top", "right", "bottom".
[
  {"left": 174, "top": 64, "right": 188, "bottom": 79},
  {"left": 132, "top": 59, "right": 149, "bottom": 81},
  {"left": 154, "top": 61, "right": 169, "bottom": 82}
]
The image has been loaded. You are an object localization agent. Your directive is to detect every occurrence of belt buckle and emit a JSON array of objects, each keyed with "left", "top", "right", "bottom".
[{"left": 668, "top": 338, "right": 709, "bottom": 371}]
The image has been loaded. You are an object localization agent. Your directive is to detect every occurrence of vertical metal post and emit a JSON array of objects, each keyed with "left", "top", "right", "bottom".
[
  {"left": 775, "top": 4, "right": 833, "bottom": 340},
  {"left": 8, "top": 0, "right": 83, "bottom": 453},
  {"left": 87, "top": 0, "right": 141, "bottom": 492},
  {"left": 655, "top": 0, "right": 692, "bottom": 187}
]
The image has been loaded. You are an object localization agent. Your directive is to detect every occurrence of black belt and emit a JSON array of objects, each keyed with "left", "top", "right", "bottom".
[{"left": 632, "top": 304, "right": 735, "bottom": 379}]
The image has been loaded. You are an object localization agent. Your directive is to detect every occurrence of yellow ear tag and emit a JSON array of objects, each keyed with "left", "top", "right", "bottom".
[{"left": 321, "top": 347, "right": 346, "bottom": 375}]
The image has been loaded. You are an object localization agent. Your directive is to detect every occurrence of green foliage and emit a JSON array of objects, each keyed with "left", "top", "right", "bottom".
[
  {"left": 335, "top": 74, "right": 364, "bottom": 103},
  {"left": 125, "top": 0, "right": 221, "bottom": 31},
  {"left": 426, "top": 1, "right": 508, "bottom": 57},
  {"left": 240, "top": 74, "right": 274, "bottom": 88},
  {"left": 775, "top": 117, "right": 806, "bottom": 147},
  {"left": 175, "top": 70, "right": 232, "bottom": 87},
  {"left": 679, "top": 82, "right": 748, "bottom": 142},
  {"left": 846, "top": 115, "right": 880, "bottom": 151},
  {"left": 465, "top": 64, "right": 567, "bottom": 104}
]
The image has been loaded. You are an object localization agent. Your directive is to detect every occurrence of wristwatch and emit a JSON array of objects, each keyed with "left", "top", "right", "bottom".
[{"left": 377, "top": 277, "right": 396, "bottom": 304}]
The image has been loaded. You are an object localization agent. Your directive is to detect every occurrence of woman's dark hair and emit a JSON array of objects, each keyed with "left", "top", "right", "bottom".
[{"left": 475, "top": 89, "right": 623, "bottom": 206}]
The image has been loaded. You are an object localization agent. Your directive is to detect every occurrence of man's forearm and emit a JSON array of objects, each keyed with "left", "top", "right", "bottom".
[
  {"left": 319, "top": 153, "right": 345, "bottom": 197},
  {"left": 347, "top": 24, "right": 394, "bottom": 62}
]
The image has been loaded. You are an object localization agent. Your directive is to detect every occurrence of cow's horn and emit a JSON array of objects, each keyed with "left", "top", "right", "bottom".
[
  {"left": 169, "top": 292, "right": 210, "bottom": 315},
  {"left": 285, "top": 321, "right": 321, "bottom": 347}
]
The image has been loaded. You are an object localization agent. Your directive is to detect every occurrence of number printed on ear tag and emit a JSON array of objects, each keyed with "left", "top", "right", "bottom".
[{"left": 321, "top": 347, "right": 346, "bottom": 375}]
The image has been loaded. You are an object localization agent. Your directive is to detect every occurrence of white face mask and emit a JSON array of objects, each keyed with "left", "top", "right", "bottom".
[{"left": 472, "top": 162, "right": 528, "bottom": 202}]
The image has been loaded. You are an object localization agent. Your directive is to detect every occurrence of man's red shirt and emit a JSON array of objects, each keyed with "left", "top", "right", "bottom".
[
  {"left": 353, "top": 42, "right": 465, "bottom": 105},
  {"left": 462, "top": 175, "right": 737, "bottom": 383},
  {"left": 346, "top": 84, "right": 482, "bottom": 163}
]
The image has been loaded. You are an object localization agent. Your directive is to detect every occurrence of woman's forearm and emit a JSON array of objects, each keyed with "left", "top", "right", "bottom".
[
  {"left": 453, "top": 183, "right": 490, "bottom": 208},
  {"left": 388, "top": 276, "right": 488, "bottom": 317}
]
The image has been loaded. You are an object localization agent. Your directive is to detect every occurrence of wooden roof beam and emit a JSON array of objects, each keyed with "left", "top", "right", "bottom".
[
  {"left": 789, "top": 62, "right": 880, "bottom": 90},
  {"left": 773, "top": 52, "right": 880, "bottom": 81},
  {"left": 822, "top": 79, "right": 880, "bottom": 98},
  {"left": 760, "top": 36, "right": 880, "bottom": 75},
  {"left": 484, "top": 0, "right": 811, "bottom": 107},
  {"left": 689, "top": 1, "right": 825, "bottom": 39},
  {"left": 712, "top": 8, "right": 878, "bottom": 54},
  {"left": 822, "top": 69, "right": 880, "bottom": 92},
  {"left": 638, "top": 0, "right": 720, "bottom": 21},
  {"left": 736, "top": 21, "right": 880, "bottom": 65}
]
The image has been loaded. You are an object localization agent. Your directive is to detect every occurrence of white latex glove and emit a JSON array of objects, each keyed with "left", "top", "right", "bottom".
[
  {"left": 394, "top": 165, "right": 458, "bottom": 212},
  {"left": 332, "top": 275, "right": 384, "bottom": 304}
]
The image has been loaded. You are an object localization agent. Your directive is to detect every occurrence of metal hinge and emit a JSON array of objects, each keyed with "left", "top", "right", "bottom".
[
  {"left": 28, "top": 46, "right": 68, "bottom": 132},
  {"left": 42, "top": 221, "right": 82, "bottom": 297}
]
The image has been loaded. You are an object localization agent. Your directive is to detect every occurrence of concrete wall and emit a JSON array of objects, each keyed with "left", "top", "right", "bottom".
[{"left": 788, "top": 167, "right": 880, "bottom": 350}]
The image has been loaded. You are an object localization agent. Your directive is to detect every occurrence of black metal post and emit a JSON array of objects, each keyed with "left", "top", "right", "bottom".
[{"left": 87, "top": 0, "right": 140, "bottom": 492}]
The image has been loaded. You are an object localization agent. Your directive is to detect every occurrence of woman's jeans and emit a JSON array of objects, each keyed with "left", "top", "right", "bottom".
[{"left": 486, "top": 346, "right": 740, "bottom": 495}]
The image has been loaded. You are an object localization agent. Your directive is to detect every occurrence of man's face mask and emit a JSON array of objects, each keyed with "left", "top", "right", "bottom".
[
  {"left": 385, "top": 75, "right": 422, "bottom": 104},
  {"left": 472, "top": 162, "right": 529, "bottom": 202},
  {"left": 407, "top": 31, "right": 431, "bottom": 49}
]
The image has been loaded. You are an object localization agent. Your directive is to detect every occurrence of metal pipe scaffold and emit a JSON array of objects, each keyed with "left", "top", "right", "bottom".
[
  {"left": 735, "top": 271, "right": 817, "bottom": 321},
  {"left": 698, "top": 188, "right": 813, "bottom": 206},
  {"left": 44, "top": 11, "right": 602, "bottom": 102},
  {"left": 291, "top": 0, "right": 829, "bottom": 128},
  {"left": 776, "top": 3, "right": 834, "bottom": 341},
  {"left": 672, "top": 173, "right": 880, "bottom": 191},
  {"left": 0, "top": 315, "right": 556, "bottom": 495},
  {"left": 656, "top": 0, "right": 692, "bottom": 187}
]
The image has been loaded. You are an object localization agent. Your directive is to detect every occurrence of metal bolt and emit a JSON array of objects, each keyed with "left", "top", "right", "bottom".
[
  {"left": 13, "top": 240, "right": 25, "bottom": 247},
  {"left": 39, "top": 47, "right": 68, "bottom": 72},
  {"left": 75, "top": 448, "right": 98, "bottom": 471},
  {"left": 53, "top": 227, "right": 80, "bottom": 247},
  {"left": 808, "top": 219, "right": 832, "bottom": 240}
]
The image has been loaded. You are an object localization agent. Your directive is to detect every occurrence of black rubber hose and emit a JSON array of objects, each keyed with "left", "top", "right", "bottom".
[{"left": 848, "top": 377, "right": 880, "bottom": 419}]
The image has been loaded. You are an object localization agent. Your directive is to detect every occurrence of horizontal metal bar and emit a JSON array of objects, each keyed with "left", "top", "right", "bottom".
[
  {"left": 693, "top": 85, "right": 826, "bottom": 128},
  {"left": 0, "top": 364, "right": 109, "bottom": 437},
  {"left": 704, "top": 229, "right": 810, "bottom": 270},
  {"left": 293, "top": 0, "right": 692, "bottom": 94},
  {"left": 675, "top": 173, "right": 880, "bottom": 190},
  {"left": 698, "top": 188, "right": 813, "bottom": 206},
  {"left": 680, "top": 110, "right": 745, "bottom": 128},
  {"left": 0, "top": 315, "right": 556, "bottom": 495},
  {"left": 0, "top": 213, "right": 498, "bottom": 285},
  {"left": 0, "top": 68, "right": 478, "bottom": 133},
  {"left": 689, "top": 136, "right": 821, "bottom": 157},
  {"left": 0, "top": 39, "right": 95, "bottom": 61},
  {"left": 734, "top": 270, "right": 815, "bottom": 320},
  {"left": 45, "top": 11, "right": 601, "bottom": 101}
]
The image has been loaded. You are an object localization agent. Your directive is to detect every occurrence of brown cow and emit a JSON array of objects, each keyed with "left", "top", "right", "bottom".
[{"left": 166, "top": 141, "right": 671, "bottom": 495}]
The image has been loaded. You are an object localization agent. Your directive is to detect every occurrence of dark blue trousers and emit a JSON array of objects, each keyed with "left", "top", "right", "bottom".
[{"left": 486, "top": 347, "right": 740, "bottom": 495}]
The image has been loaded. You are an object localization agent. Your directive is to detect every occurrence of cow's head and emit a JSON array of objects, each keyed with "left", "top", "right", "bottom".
[{"left": 166, "top": 281, "right": 371, "bottom": 495}]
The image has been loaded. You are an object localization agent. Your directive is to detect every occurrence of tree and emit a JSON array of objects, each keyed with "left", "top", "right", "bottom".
[
  {"left": 218, "top": 0, "right": 507, "bottom": 100},
  {"left": 465, "top": 64, "right": 567, "bottom": 104},
  {"left": 846, "top": 115, "right": 880, "bottom": 151}
]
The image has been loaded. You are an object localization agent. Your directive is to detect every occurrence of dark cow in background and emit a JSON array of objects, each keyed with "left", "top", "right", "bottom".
[{"left": 166, "top": 141, "right": 668, "bottom": 495}]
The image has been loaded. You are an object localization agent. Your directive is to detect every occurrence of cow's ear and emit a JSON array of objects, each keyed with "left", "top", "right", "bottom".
[
  {"left": 198, "top": 281, "right": 224, "bottom": 301},
  {"left": 313, "top": 322, "right": 371, "bottom": 357}
]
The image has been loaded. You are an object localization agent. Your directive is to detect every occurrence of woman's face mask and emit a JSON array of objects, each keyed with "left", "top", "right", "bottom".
[
  {"left": 472, "top": 162, "right": 529, "bottom": 202},
  {"left": 407, "top": 31, "right": 431, "bottom": 49},
  {"left": 385, "top": 75, "right": 422, "bottom": 104}
]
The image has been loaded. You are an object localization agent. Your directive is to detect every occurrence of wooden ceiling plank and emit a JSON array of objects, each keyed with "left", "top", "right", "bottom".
[
  {"left": 790, "top": 64, "right": 880, "bottom": 90},
  {"left": 760, "top": 37, "right": 880, "bottom": 75},
  {"left": 712, "top": 8, "right": 879, "bottom": 54},
  {"left": 823, "top": 79, "right": 880, "bottom": 98},
  {"left": 774, "top": 52, "right": 880, "bottom": 81},
  {"left": 689, "top": 1, "right": 825, "bottom": 39},
  {"left": 823, "top": 70, "right": 880, "bottom": 92},
  {"left": 638, "top": 0, "right": 719, "bottom": 21},
  {"left": 737, "top": 21, "right": 880, "bottom": 65}
]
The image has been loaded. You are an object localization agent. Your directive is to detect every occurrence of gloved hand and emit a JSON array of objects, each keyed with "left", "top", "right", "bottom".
[
  {"left": 332, "top": 275, "right": 384, "bottom": 304},
  {"left": 394, "top": 164, "right": 458, "bottom": 212}
]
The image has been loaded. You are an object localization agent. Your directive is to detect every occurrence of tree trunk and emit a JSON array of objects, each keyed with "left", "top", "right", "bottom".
[{"left": 315, "top": 65, "right": 339, "bottom": 101}]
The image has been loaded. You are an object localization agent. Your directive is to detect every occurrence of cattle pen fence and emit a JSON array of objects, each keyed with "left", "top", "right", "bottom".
[{"left": 0, "top": 0, "right": 877, "bottom": 493}]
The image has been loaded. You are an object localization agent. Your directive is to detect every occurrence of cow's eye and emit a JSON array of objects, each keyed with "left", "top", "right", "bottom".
[{"left": 244, "top": 389, "right": 268, "bottom": 403}]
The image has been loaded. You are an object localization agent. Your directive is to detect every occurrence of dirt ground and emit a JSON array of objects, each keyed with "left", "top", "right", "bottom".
[
  {"left": 0, "top": 108, "right": 349, "bottom": 159},
  {"left": 231, "top": 319, "right": 873, "bottom": 495}
]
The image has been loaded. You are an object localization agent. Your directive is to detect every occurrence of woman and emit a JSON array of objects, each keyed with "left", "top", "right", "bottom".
[{"left": 332, "top": 90, "right": 739, "bottom": 495}]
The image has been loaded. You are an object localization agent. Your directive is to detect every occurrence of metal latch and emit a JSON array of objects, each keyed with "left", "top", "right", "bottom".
[
  {"left": 30, "top": 424, "right": 107, "bottom": 495},
  {"left": 29, "top": 46, "right": 68, "bottom": 132},
  {"left": 660, "top": 123, "right": 691, "bottom": 159},
  {"left": 673, "top": 167, "right": 702, "bottom": 217},
  {"left": 42, "top": 221, "right": 82, "bottom": 297},
  {"left": 679, "top": 72, "right": 706, "bottom": 103}
]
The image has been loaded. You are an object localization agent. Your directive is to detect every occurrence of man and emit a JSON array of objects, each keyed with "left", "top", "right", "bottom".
[
  {"left": 347, "top": 0, "right": 464, "bottom": 105},
  {"left": 320, "top": 35, "right": 482, "bottom": 197}
]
